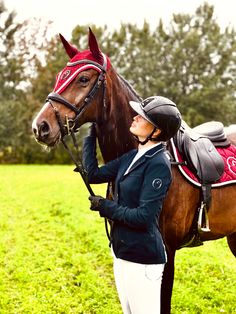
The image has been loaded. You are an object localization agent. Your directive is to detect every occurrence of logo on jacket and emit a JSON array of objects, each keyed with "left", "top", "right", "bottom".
[{"left": 152, "top": 178, "right": 162, "bottom": 190}]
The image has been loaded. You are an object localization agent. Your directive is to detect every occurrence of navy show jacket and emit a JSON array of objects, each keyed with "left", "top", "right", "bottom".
[{"left": 83, "top": 135, "right": 172, "bottom": 264}]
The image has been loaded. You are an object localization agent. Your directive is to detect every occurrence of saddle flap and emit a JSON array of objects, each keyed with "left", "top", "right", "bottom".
[
  {"left": 193, "top": 138, "right": 225, "bottom": 184},
  {"left": 174, "top": 122, "right": 225, "bottom": 184}
]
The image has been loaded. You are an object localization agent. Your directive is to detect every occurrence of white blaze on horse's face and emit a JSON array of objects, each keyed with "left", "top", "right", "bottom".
[
  {"left": 32, "top": 100, "right": 61, "bottom": 147},
  {"left": 32, "top": 29, "right": 110, "bottom": 147}
]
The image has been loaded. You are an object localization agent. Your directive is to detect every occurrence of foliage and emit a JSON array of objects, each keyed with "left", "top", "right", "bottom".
[
  {"left": 0, "top": 1, "right": 23, "bottom": 96},
  {"left": 155, "top": 3, "right": 236, "bottom": 126},
  {"left": 1, "top": 2, "right": 236, "bottom": 163},
  {"left": 0, "top": 1, "right": 57, "bottom": 163},
  {"left": 0, "top": 165, "right": 235, "bottom": 313},
  {"left": 0, "top": 1, "right": 27, "bottom": 162},
  {"left": 94, "top": 3, "right": 236, "bottom": 126}
]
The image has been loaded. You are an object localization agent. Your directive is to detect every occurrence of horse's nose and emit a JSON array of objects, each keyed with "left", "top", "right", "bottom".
[{"left": 33, "top": 121, "right": 50, "bottom": 140}]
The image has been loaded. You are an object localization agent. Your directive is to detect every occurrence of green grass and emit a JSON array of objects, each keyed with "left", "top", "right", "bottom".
[{"left": 0, "top": 165, "right": 235, "bottom": 314}]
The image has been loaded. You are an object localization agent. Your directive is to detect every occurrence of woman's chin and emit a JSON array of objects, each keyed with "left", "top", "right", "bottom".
[{"left": 129, "top": 126, "right": 136, "bottom": 135}]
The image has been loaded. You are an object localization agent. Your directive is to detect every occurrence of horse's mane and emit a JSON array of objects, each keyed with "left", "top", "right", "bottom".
[{"left": 116, "top": 72, "right": 143, "bottom": 102}]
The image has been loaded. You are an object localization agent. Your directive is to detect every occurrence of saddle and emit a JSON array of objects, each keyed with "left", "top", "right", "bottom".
[
  {"left": 174, "top": 121, "right": 228, "bottom": 185},
  {"left": 173, "top": 120, "right": 229, "bottom": 247}
]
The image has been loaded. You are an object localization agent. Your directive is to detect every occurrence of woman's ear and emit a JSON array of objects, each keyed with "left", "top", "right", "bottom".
[{"left": 153, "top": 129, "right": 161, "bottom": 138}]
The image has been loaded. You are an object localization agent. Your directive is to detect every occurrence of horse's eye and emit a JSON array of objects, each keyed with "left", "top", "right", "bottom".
[{"left": 78, "top": 76, "right": 89, "bottom": 85}]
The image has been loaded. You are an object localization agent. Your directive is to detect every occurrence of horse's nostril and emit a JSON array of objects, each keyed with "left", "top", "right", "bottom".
[
  {"left": 32, "top": 127, "right": 38, "bottom": 136},
  {"left": 39, "top": 121, "right": 50, "bottom": 139}
]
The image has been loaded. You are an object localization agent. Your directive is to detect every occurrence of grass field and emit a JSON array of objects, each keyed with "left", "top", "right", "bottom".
[{"left": 0, "top": 165, "right": 235, "bottom": 314}]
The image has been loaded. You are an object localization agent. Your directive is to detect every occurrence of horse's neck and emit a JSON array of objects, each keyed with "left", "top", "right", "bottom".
[
  {"left": 97, "top": 70, "right": 139, "bottom": 162},
  {"left": 97, "top": 119, "right": 136, "bottom": 163}
]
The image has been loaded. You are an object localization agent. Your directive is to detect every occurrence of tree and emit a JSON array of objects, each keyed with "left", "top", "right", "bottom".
[
  {"left": 99, "top": 3, "right": 236, "bottom": 126},
  {"left": 155, "top": 3, "right": 236, "bottom": 126},
  {"left": 0, "top": 0, "right": 56, "bottom": 163},
  {"left": 6, "top": 2, "right": 235, "bottom": 163},
  {"left": 0, "top": 1, "right": 27, "bottom": 162}
]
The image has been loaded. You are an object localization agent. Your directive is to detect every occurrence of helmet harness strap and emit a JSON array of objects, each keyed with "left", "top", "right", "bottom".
[{"left": 133, "top": 127, "right": 159, "bottom": 145}]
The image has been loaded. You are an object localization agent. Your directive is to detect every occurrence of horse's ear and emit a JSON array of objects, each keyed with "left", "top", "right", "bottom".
[
  {"left": 59, "top": 33, "right": 79, "bottom": 58},
  {"left": 88, "top": 28, "right": 103, "bottom": 63}
]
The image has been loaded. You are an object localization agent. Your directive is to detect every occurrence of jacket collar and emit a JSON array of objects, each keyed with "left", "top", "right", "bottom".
[{"left": 144, "top": 142, "right": 164, "bottom": 157}]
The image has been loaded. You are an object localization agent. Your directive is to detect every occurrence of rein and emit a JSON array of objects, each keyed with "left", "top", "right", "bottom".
[
  {"left": 45, "top": 60, "right": 107, "bottom": 195},
  {"left": 46, "top": 59, "right": 111, "bottom": 240}
]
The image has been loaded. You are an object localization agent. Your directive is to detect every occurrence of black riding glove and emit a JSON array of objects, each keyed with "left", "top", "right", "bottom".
[
  {"left": 88, "top": 123, "right": 97, "bottom": 137},
  {"left": 88, "top": 195, "right": 105, "bottom": 211}
]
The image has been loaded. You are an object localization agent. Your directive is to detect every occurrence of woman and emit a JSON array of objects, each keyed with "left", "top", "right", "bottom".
[{"left": 82, "top": 96, "right": 181, "bottom": 314}]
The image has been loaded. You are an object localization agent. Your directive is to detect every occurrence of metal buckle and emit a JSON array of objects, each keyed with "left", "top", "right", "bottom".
[{"left": 64, "top": 115, "right": 75, "bottom": 135}]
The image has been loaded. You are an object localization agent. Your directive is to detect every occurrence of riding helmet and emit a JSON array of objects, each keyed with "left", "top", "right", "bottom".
[{"left": 129, "top": 96, "right": 182, "bottom": 141}]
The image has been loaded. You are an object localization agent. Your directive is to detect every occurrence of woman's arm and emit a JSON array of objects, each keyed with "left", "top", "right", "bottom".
[
  {"left": 82, "top": 133, "right": 121, "bottom": 184},
  {"left": 97, "top": 161, "right": 172, "bottom": 228}
]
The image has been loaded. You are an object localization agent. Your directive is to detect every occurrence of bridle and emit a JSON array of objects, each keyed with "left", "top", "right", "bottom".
[
  {"left": 46, "top": 59, "right": 107, "bottom": 138},
  {"left": 45, "top": 58, "right": 112, "bottom": 240},
  {"left": 45, "top": 59, "right": 107, "bottom": 193}
]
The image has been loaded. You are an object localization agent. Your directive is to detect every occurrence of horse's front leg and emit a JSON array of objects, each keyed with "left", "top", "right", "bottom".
[
  {"left": 161, "top": 248, "right": 176, "bottom": 314},
  {"left": 227, "top": 232, "right": 236, "bottom": 257}
]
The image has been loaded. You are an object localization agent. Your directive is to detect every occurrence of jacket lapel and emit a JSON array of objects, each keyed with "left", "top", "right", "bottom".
[
  {"left": 123, "top": 143, "right": 164, "bottom": 177},
  {"left": 116, "top": 149, "right": 137, "bottom": 182},
  {"left": 123, "top": 156, "right": 147, "bottom": 176}
]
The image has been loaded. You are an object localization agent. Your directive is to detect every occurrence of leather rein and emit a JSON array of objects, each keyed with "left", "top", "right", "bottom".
[
  {"left": 45, "top": 58, "right": 112, "bottom": 241},
  {"left": 45, "top": 59, "right": 107, "bottom": 196}
]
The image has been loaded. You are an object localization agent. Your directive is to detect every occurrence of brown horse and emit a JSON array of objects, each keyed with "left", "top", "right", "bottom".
[{"left": 32, "top": 29, "right": 236, "bottom": 313}]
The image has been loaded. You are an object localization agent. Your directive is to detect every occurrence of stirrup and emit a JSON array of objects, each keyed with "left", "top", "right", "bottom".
[{"left": 198, "top": 201, "right": 211, "bottom": 233}]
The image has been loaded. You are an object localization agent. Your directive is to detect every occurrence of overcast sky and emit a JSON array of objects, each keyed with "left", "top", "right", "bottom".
[{"left": 4, "top": 0, "right": 236, "bottom": 38}]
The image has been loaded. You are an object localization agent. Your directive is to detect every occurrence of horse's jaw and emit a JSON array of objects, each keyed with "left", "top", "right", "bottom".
[{"left": 33, "top": 131, "right": 61, "bottom": 149}]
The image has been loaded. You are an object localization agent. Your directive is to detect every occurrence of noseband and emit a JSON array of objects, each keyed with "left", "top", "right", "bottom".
[
  {"left": 44, "top": 57, "right": 112, "bottom": 242},
  {"left": 46, "top": 59, "right": 107, "bottom": 138},
  {"left": 44, "top": 59, "right": 107, "bottom": 197},
  {"left": 46, "top": 58, "right": 112, "bottom": 241}
]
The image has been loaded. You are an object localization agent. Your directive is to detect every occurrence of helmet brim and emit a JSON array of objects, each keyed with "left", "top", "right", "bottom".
[{"left": 129, "top": 101, "right": 155, "bottom": 126}]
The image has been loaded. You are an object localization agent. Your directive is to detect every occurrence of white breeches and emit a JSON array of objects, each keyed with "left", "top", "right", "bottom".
[{"left": 113, "top": 255, "right": 165, "bottom": 314}]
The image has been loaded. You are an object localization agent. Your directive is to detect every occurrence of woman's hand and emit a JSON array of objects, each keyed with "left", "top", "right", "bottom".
[{"left": 88, "top": 195, "right": 105, "bottom": 211}]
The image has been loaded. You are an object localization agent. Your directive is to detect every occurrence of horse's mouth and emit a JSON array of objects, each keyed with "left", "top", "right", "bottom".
[{"left": 34, "top": 132, "right": 61, "bottom": 148}]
